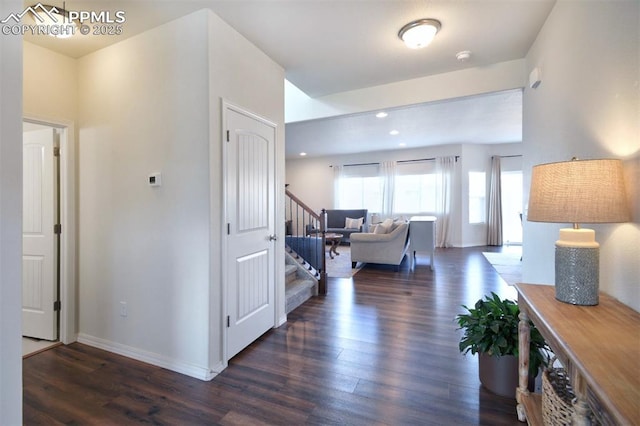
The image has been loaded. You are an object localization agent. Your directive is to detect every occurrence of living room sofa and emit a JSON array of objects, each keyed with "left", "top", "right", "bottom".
[
  {"left": 350, "top": 221, "right": 410, "bottom": 271},
  {"left": 324, "top": 209, "right": 368, "bottom": 242}
]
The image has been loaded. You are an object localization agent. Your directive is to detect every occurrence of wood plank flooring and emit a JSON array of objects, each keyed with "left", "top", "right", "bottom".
[{"left": 23, "top": 246, "right": 522, "bottom": 425}]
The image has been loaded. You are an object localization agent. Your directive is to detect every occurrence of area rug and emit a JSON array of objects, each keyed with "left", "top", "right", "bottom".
[
  {"left": 326, "top": 245, "right": 363, "bottom": 278},
  {"left": 482, "top": 248, "right": 522, "bottom": 286}
]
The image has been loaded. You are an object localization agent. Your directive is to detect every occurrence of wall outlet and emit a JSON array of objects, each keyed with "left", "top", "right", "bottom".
[
  {"left": 148, "top": 172, "right": 162, "bottom": 187},
  {"left": 119, "top": 301, "right": 127, "bottom": 317}
]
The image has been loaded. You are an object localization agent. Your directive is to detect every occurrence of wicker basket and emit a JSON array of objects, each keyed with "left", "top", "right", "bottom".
[{"left": 542, "top": 358, "right": 575, "bottom": 425}]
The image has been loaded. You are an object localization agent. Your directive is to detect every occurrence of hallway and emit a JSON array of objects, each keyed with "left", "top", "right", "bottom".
[{"left": 23, "top": 246, "right": 521, "bottom": 425}]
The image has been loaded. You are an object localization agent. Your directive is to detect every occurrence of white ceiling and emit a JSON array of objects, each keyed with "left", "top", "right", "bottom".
[
  {"left": 286, "top": 89, "right": 523, "bottom": 158},
  {"left": 22, "top": 0, "right": 554, "bottom": 157}
]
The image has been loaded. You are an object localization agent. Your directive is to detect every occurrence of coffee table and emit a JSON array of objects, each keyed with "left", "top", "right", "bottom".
[{"left": 325, "top": 233, "right": 343, "bottom": 259}]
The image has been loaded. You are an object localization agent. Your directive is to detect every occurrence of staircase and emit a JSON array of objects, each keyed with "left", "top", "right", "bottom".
[
  {"left": 285, "top": 252, "right": 318, "bottom": 313},
  {"left": 284, "top": 188, "right": 328, "bottom": 313}
]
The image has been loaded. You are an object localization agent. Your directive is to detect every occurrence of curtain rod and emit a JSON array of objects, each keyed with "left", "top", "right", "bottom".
[{"left": 330, "top": 156, "right": 460, "bottom": 168}]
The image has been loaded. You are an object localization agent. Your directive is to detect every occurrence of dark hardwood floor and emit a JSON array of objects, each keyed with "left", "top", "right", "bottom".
[{"left": 23, "top": 246, "right": 522, "bottom": 425}]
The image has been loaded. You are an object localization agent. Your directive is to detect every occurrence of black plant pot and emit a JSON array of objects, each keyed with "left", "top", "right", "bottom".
[{"left": 479, "top": 353, "right": 534, "bottom": 398}]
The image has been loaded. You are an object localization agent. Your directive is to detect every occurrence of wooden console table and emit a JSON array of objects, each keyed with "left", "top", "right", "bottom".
[{"left": 515, "top": 283, "right": 640, "bottom": 425}]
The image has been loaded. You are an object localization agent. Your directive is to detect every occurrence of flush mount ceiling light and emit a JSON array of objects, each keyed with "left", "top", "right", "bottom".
[
  {"left": 398, "top": 19, "right": 441, "bottom": 49},
  {"left": 376, "top": 112, "right": 388, "bottom": 118},
  {"left": 456, "top": 50, "right": 472, "bottom": 61},
  {"left": 30, "top": 3, "right": 77, "bottom": 39}
]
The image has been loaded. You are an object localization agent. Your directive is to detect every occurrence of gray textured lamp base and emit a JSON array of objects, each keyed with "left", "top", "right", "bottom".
[{"left": 555, "top": 246, "right": 599, "bottom": 305}]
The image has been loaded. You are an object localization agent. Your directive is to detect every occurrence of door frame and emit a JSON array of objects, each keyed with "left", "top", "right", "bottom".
[
  {"left": 220, "top": 100, "right": 282, "bottom": 366},
  {"left": 23, "top": 115, "right": 76, "bottom": 345}
]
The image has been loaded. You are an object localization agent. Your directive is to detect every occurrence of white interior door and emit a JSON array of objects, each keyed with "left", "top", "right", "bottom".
[
  {"left": 225, "top": 106, "right": 276, "bottom": 359},
  {"left": 22, "top": 127, "right": 57, "bottom": 341}
]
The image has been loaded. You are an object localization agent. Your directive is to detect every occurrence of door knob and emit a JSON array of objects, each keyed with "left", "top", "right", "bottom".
[{"left": 268, "top": 234, "right": 277, "bottom": 241}]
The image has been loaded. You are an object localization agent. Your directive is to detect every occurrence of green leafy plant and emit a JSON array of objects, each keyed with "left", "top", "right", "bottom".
[{"left": 456, "top": 292, "right": 548, "bottom": 376}]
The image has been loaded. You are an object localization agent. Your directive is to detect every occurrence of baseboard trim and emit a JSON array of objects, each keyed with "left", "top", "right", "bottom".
[
  {"left": 277, "top": 314, "right": 287, "bottom": 327},
  {"left": 77, "top": 333, "right": 218, "bottom": 381}
]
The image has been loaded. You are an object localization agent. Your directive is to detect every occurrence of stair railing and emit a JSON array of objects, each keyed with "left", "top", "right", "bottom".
[{"left": 285, "top": 189, "right": 327, "bottom": 294}]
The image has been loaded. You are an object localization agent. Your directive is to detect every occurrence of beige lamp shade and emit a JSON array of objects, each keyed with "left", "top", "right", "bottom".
[{"left": 528, "top": 159, "right": 630, "bottom": 224}]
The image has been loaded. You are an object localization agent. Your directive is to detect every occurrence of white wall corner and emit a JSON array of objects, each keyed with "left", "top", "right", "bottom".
[
  {"left": 0, "top": 1, "right": 24, "bottom": 421},
  {"left": 78, "top": 333, "right": 216, "bottom": 381}
]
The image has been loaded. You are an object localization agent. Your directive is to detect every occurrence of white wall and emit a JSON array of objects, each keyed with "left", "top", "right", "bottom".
[
  {"left": 23, "top": 41, "right": 78, "bottom": 344},
  {"left": 206, "top": 10, "right": 286, "bottom": 367},
  {"left": 77, "top": 11, "right": 213, "bottom": 379},
  {"left": 75, "top": 9, "right": 285, "bottom": 379},
  {"left": 24, "top": 42, "right": 77, "bottom": 121},
  {"left": 523, "top": 0, "right": 640, "bottom": 310},
  {"left": 286, "top": 142, "right": 523, "bottom": 247},
  {"left": 0, "top": 0, "right": 24, "bottom": 422}
]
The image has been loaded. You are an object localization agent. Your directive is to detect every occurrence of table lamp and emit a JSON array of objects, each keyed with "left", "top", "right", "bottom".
[{"left": 527, "top": 158, "right": 630, "bottom": 305}]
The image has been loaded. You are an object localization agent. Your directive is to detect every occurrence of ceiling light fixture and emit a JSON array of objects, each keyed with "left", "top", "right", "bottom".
[
  {"left": 30, "top": 3, "right": 77, "bottom": 39},
  {"left": 299, "top": 152, "right": 307, "bottom": 156},
  {"left": 389, "top": 130, "right": 399, "bottom": 136},
  {"left": 376, "top": 112, "right": 388, "bottom": 118},
  {"left": 456, "top": 50, "right": 471, "bottom": 61},
  {"left": 398, "top": 19, "right": 441, "bottom": 49}
]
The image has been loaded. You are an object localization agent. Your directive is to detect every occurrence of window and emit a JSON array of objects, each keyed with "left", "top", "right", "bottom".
[
  {"left": 337, "top": 176, "right": 382, "bottom": 211},
  {"left": 335, "top": 161, "right": 437, "bottom": 216},
  {"left": 393, "top": 174, "right": 436, "bottom": 214},
  {"left": 469, "top": 171, "right": 486, "bottom": 224}
]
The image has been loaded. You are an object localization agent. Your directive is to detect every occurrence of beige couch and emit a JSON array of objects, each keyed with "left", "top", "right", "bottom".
[{"left": 350, "top": 222, "right": 410, "bottom": 271}]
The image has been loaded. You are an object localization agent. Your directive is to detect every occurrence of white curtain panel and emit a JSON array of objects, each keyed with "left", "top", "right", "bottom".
[
  {"left": 435, "top": 156, "right": 456, "bottom": 247},
  {"left": 333, "top": 165, "right": 344, "bottom": 208},
  {"left": 380, "top": 161, "right": 397, "bottom": 218},
  {"left": 487, "top": 156, "right": 503, "bottom": 245}
]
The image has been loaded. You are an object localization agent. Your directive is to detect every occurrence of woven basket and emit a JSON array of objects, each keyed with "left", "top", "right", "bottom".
[{"left": 542, "top": 358, "right": 575, "bottom": 426}]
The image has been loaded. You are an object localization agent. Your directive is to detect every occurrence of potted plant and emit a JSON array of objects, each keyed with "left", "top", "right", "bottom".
[{"left": 456, "top": 292, "right": 548, "bottom": 397}]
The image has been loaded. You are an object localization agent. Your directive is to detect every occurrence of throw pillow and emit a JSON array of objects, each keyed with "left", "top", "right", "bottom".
[
  {"left": 345, "top": 217, "right": 364, "bottom": 229},
  {"left": 374, "top": 223, "right": 388, "bottom": 234},
  {"left": 380, "top": 218, "right": 394, "bottom": 229},
  {"left": 390, "top": 218, "right": 405, "bottom": 232}
]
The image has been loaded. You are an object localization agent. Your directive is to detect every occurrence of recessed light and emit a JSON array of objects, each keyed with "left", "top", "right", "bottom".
[
  {"left": 389, "top": 130, "right": 399, "bottom": 136},
  {"left": 300, "top": 152, "right": 307, "bottom": 156},
  {"left": 376, "top": 112, "right": 388, "bottom": 118},
  {"left": 399, "top": 143, "right": 406, "bottom": 147}
]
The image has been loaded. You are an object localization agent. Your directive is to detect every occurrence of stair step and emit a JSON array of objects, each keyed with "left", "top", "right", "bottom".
[
  {"left": 285, "top": 278, "right": 316, "bottom": 314},
  {"left": 285, "top": 263, "right": 298, "bottom": 285}
]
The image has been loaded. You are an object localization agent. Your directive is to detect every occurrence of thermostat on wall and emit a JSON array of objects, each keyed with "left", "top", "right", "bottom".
[{"left": 148, "top": 172, "right": 162, "bottom": 187}]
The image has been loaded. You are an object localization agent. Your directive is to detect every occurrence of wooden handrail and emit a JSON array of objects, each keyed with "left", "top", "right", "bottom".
[{"left": 285, "top": 189, "right": 321, "bottom": 221}]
